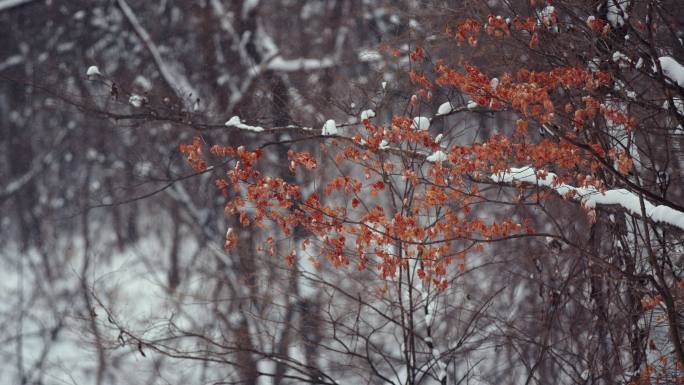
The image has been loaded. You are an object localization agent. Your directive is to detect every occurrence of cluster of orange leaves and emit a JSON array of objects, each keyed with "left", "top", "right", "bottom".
[
  {"left": 434, "top": 61, "right": 613, "bottom": 127},
  {"left": 448, "top": 5, "right": 623, "bottom": 54},
  {"left": 628, "top": 347, "right": 684, "bottom": 385},
  {"left": 586, "top": 16, "right": 610, "bottom": 36},
  {"left": 448, "top": 18, "right": 481, "bottom": 47},
  {"left": 181, "top": 102, "right": 609, "bottom": 286},
  {"left": 641, "top": 294, "right": 663, "bottom": 311},
  {"left": 180, "top": 6, "right": 640, "bottom": 288},
  {"left": 181, "top": 122, "right": 556, "bottom": 287},
  {"left": 179, "top": 136, "right": 207, "bottom": 171},
  {"left": 630, "top": 292, "right": 684, "bottom": 384},
  {"left": 485, "top": 15, "right": 511, "bottom": 37},
  {"left": 447, "top": 14, "right": 539, "bottom": 50}
]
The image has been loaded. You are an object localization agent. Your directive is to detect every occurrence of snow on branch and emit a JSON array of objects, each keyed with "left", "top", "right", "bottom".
[
  {"left": 606, "top": 0, "right": 629, "bottom": 28},
  {"left": 267, "top": 56, "right": 336, "bottom": 72},
  {"left": 1, "top": 167, "right": 40, "bottom": 201},
  {"left": 224, "top": 116, "right": 264, "bottom": 132},
  {"left": 0, "top": 55, "right": 23, "bottom": 72},
  {"left": 492, "top": 166, "right": 684, "bottom": 231},
  {"left": 658, "top": 56, "right": 684, "bottom": 88},
  {"left": 0, "top": 0, "right": 35, "bottom": 12},
  {"left": 426, "top": 151, "right": 447, "bottom": 162},
  {"left": 241, "top": 0, "right": 259, "bottom": 19}
]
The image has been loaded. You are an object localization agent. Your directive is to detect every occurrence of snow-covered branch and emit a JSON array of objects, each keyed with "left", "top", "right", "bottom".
[
  {"left": 658, "top": 56, "right": 684, "bottom": 89},
  {"left": 1, "top": 166, "right": 40, "bottom": 201},
  {"left": 267, "top": 57, "right": 337, "bottom": 72},
  {"left": 0, "top": 0, "right": 35, "bottom": 12},
  {"left": 492, "top": 166, "right": 684, "bottom": 231},
  {"left": 0, "top": 55, "right": 23, "bottom": 72}
]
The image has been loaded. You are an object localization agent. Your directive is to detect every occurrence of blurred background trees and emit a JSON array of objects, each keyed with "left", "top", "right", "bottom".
[
  {"left": 0, "top": 1, "right": 432, "bottom": 384},
  {"left": 1, "top": 0, "right": 684, "bottom": 385}
]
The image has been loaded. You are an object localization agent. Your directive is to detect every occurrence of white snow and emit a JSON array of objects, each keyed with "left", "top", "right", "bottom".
[
  {"left": 360, "top": 109, "right": 376, "bottom": 121},
  {"left": 612, "top": 51, "right": 631, "bottom": 67},
  {"left": 297, "top": 240, "right": 319, "bottom": 299},
  {"left": 606, "top": 0, "right": 629, "bottom": 28},
  {"left": 268, "top": 56, "right": 335, "bottom": 72},
  {"left": 658, "top": 56, "right": 684, "bottom": 88},
  {"left": 588, "top": 57, "right": 601, "bottom": 71},
  {"left": 133, "top": 75, "right": 152, "bottom": 91},
  {"left": 256, "top": 359, "right": 277, "bottom": 385},
  {"left": 0, "top": 0, "right": 35, "bottom": 12},
  {"left": 128, "top": 94, "right": 145, "bottom": 108},
  {"left": 492, "top": 166, "right": 684, "bottom": 231},
  {"left": 425, "top": 310, "right": 433, "bottom": 325},
  {"left": 663, "top": 97, "right": 684, "bottom": 116},
  {"left": 663, "top": 96, "right": 684, "bottom": 116},
  {"left": 379, "top": 139, "right": 389, "bottom": 149},
  {"left": 358, "top": 49, "right": 383, "bottom": 62},
  {"left": 241, "top": 0, "right": 259, "bottom": 19},
  {"left": 434, "top": 133, "right": 444, "bottom": 143},
  {"left": 322, "top": 119, "right": 337, "bottom": 135},
  {"left": 86, "top": 65, "right": 101, "bottom": 77},
  {"left": 467, "top": 100, "right": 479, "bottom": 109},
  {"left": 426, "top": 151, "right": 447, "bottom": 162},
  {"left": 581, "top": 369, "right": 590, "bottom": 380},
  {"left": 224, "top": 116, "right": 264, "bottom": 132},
  {"left": 0, "top": 55, "right": 22, "bottom": 72},
  {"left": 437, "top": 102, "right": 453, "bottom": 115},
  {"left": 540, "top": 6, "right": 555, "bottom": 24},
  {"left": 490, "top": 77, "right": 499, "bottom": 90},
  {"left": 412, "top": 116, "right": 430, "bottom": 131},
  {"left": 613, "top": 79, "right": 636, "bottom": 99},
  {"left": 636, "top": 57, "right": 644, "bottom": 69}
]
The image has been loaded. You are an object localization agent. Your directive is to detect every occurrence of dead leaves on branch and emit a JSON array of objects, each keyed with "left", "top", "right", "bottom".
[{"left": 180, "top": 10, "right": 647, "bottom": 289}]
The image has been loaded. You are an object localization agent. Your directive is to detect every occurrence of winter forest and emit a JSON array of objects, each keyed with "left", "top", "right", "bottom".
[{"left": 2, "top": 0, "right": 684, "bottom": 384}]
